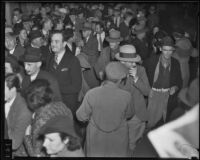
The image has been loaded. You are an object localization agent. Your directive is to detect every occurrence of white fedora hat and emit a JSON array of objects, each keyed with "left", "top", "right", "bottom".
[{"left": 115, "top": 45, "right": 141, "bottom": 62}]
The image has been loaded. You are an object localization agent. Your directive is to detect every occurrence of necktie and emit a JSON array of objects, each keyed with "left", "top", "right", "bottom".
[
  {"left": 98, "top": 34, "right": 103, "bottom": 52},
  {"left": 53, "top": 55, "right": 58, "bottom": 69}
]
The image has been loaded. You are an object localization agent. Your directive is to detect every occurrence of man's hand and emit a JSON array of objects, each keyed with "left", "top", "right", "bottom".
[{"left": 169, "top": 86, "right": 178, "bottom": 95}]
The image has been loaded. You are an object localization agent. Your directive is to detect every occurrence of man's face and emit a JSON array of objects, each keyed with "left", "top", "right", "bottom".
[
  {"left": 95, "top": 24, "right": 102, "bottom": 33},
  {"left": 45, "top": 20, "right": 53, "bottom": 31},
  {"left": 5, "top": 62, "right": 13, "bottom": 74},
  {"left": 13, "top": 11, "right": 21, "bottom": 22},
  {"left": 24, "top": 62, "right": 40, "bottom": 76},
  {"left": 161, "top": 46, "right": 174, "bottom": 60},
  {"left": 5, "top": 81, "right": 15, "bottom": 102},
  {"left": 5, "top": 37, "right": 16, "bottom": 51},
  {"left": 82, "top": 30, "right": 91, "bottom": 38},
  {"left": 32, "top": 37, "right": 43, "bottom": 48},
  {"left": 51, "top": 33, "right": 66, "bottom": 54},
  {"left": 109, "top": 42, "right": 119, "bottom": 50},
  {"left": 43, "top": 133, "right": 67, "bottom": 155},
  {"left": 120, "top": 61, "right": 136, "bottom": 69}
]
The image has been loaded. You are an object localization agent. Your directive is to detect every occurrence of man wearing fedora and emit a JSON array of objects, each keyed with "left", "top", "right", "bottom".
[
  {"left": 81, "top": 21, "right": 99, "bottom": 66},
  {"left": 115, "top": 44, "right": 151, "bottom": 152},
  {"left": 21, "top": 46, "right": 62, "bottom": 101},
  {"left": 76, "top": 62, "right": 134, "bottom": 157},
  {"left": 143, "top": 36, "right": 182, "bottom": 129},
  {"left": 94, "top": 29, "right": 123, "bottom": 80}
]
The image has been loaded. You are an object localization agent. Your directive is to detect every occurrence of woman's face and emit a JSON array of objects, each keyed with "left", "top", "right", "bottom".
[
  {"left": 43, "top": 132, "right": 68, "bottom": 155},
  {"left": 19, "top": 29, "right": 27, "bottom": 40}
]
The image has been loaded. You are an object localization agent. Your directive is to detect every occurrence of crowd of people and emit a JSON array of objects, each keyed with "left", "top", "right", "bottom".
[{"left": 4, "top": 2, "right": 199, "bottom": 157}]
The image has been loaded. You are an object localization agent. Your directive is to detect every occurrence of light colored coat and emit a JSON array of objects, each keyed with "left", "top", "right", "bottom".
[{"left": 76, "top": 81, "right": 134, "bottom": 157}]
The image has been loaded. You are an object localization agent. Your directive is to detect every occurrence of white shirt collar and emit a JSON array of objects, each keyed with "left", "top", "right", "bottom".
[
  {"left": 30, "top": 69, "right": 40, "bottom": 82},
  {"left": 5, "top": 94, "right": 16, "bottom": 119},
  {"left": 9, "top": 47, "right": 15, "bottom": 54},
  {"left": 16, "top": 19, "right": 22, "bottom": 23},
  {"left": 66, "top": 42, "right": 72, "bottom": 51},
  {"left": 56, "top": 50, "right": 65, "bottom": 64}
]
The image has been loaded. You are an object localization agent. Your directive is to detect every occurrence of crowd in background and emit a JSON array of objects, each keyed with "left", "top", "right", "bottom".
[{"left": 4, "top": 2, "right": 199, "bottom": 157}]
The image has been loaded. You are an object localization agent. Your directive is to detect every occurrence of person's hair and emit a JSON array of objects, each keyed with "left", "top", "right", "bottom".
[
  {"left": 63, "top": 29, "right": 74, "bottom": 41},
  {"left": 124, "top": 11, "right": 133, "bottom": 19},
  {"left": 25, "top": 79, "right": 53, "bottom": 112},
  {"left": 5, "top": 73, "right": 20, "bottom": 90},
  {"left": 5, "top": 55, "right": 21, "bottom": 73},
  {"left": 51, "top": 30, "right": 65, "bottom": 42},
  {"left": 59, "top": 132, "right": 82, "bottom": 151},
  {"left": 13, "top": 8, "right": 22, "bottom": 14},
  {"left": 95, "top": 21, "right": 105, "bottom": 30}
]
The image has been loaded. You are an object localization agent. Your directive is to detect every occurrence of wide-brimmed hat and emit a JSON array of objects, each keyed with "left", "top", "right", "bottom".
[
  {"left": 29, "top": 30, "right": 43, "bottom": 42},
  {"left": 175, "top": 38, "right": 193, "bottom": 58},
  {"left": 39, "top": 115, "right": 78, "bottom": 138},
  {"left": 82, "top": 21, "right": 92, "bottom": 31},
  {"left": 105, "top": 29, "right": 123, "bottom": 42},
  {"left": 161, "top": 36, "right": 175, "bottom": 48},
  {"left": 21, "top": 46, "right": 42, "bottom": 62},
  {"left": 105, "top": 62, "right": 128, "bottom": 81},
  {"left": 178, "top": 78, "right": 199, "bottom": 107},
  {"left": 115, "top": 44, "right": 141, "bottom": 62}
]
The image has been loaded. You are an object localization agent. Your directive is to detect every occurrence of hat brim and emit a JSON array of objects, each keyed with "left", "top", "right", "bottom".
[
  {"left": 106, "top": 37, "right": 123, "bottom": 42},
  {"left": 115, "top": 53, "right": 141, "bottom": 62},
  {"left": 20, "top": 56, "right": 42, "bottom": 62},
  {"left": 178, "top": 88, "right": 193, "bottom": 107}
]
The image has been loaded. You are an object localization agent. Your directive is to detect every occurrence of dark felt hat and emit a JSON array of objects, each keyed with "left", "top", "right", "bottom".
[
  {"left": 39, "top": 115, "right": 78, "bottom": 138},
  {"left": 21, "top": 46, "right": 42, "bottom": 62},
  {"left": 29, "top": 30, "right": 43, "bottom": 42},
  {"left": 161, "top": 36, "right": 175, "bottom": 48}
]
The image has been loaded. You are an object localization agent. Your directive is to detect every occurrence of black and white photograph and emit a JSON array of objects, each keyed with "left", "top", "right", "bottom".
[{"left": 2, "top": 1, "right": 199, "bottom": 158}]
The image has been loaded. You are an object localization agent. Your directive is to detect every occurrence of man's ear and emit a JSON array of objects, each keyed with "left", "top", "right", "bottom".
[{"left": 37, "top": 62, "right": 42, "bottom": 68}]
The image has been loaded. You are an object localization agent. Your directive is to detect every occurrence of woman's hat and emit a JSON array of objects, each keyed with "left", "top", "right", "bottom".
[
  {"left": 105, "top": 62, "right": 128, "bottom": 81},
  {"left": 21, "top": 46, "right": 42, "bottom": 62},
  {"left": 39, "top": 115, "right": 78, "bottom": 138},
  {"left": 105, "top": 29, "right": 123, "bottom": 42},
  {"left": 115, "top": 44, "right": 141, "bottom": 62}
]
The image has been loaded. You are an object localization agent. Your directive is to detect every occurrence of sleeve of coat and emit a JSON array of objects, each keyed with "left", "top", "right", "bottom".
[
  {"left": 11, "top": 106, "right": 32, "bottom": 150},
  {"left": 76, "top": 91, "right": 92, "bottom": 122},
  {"left": 62, "top": 57, "right": 82, "bottom": 94},
  {"left": 133, "top": 66, "right": 151, "bottom": 96}
]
